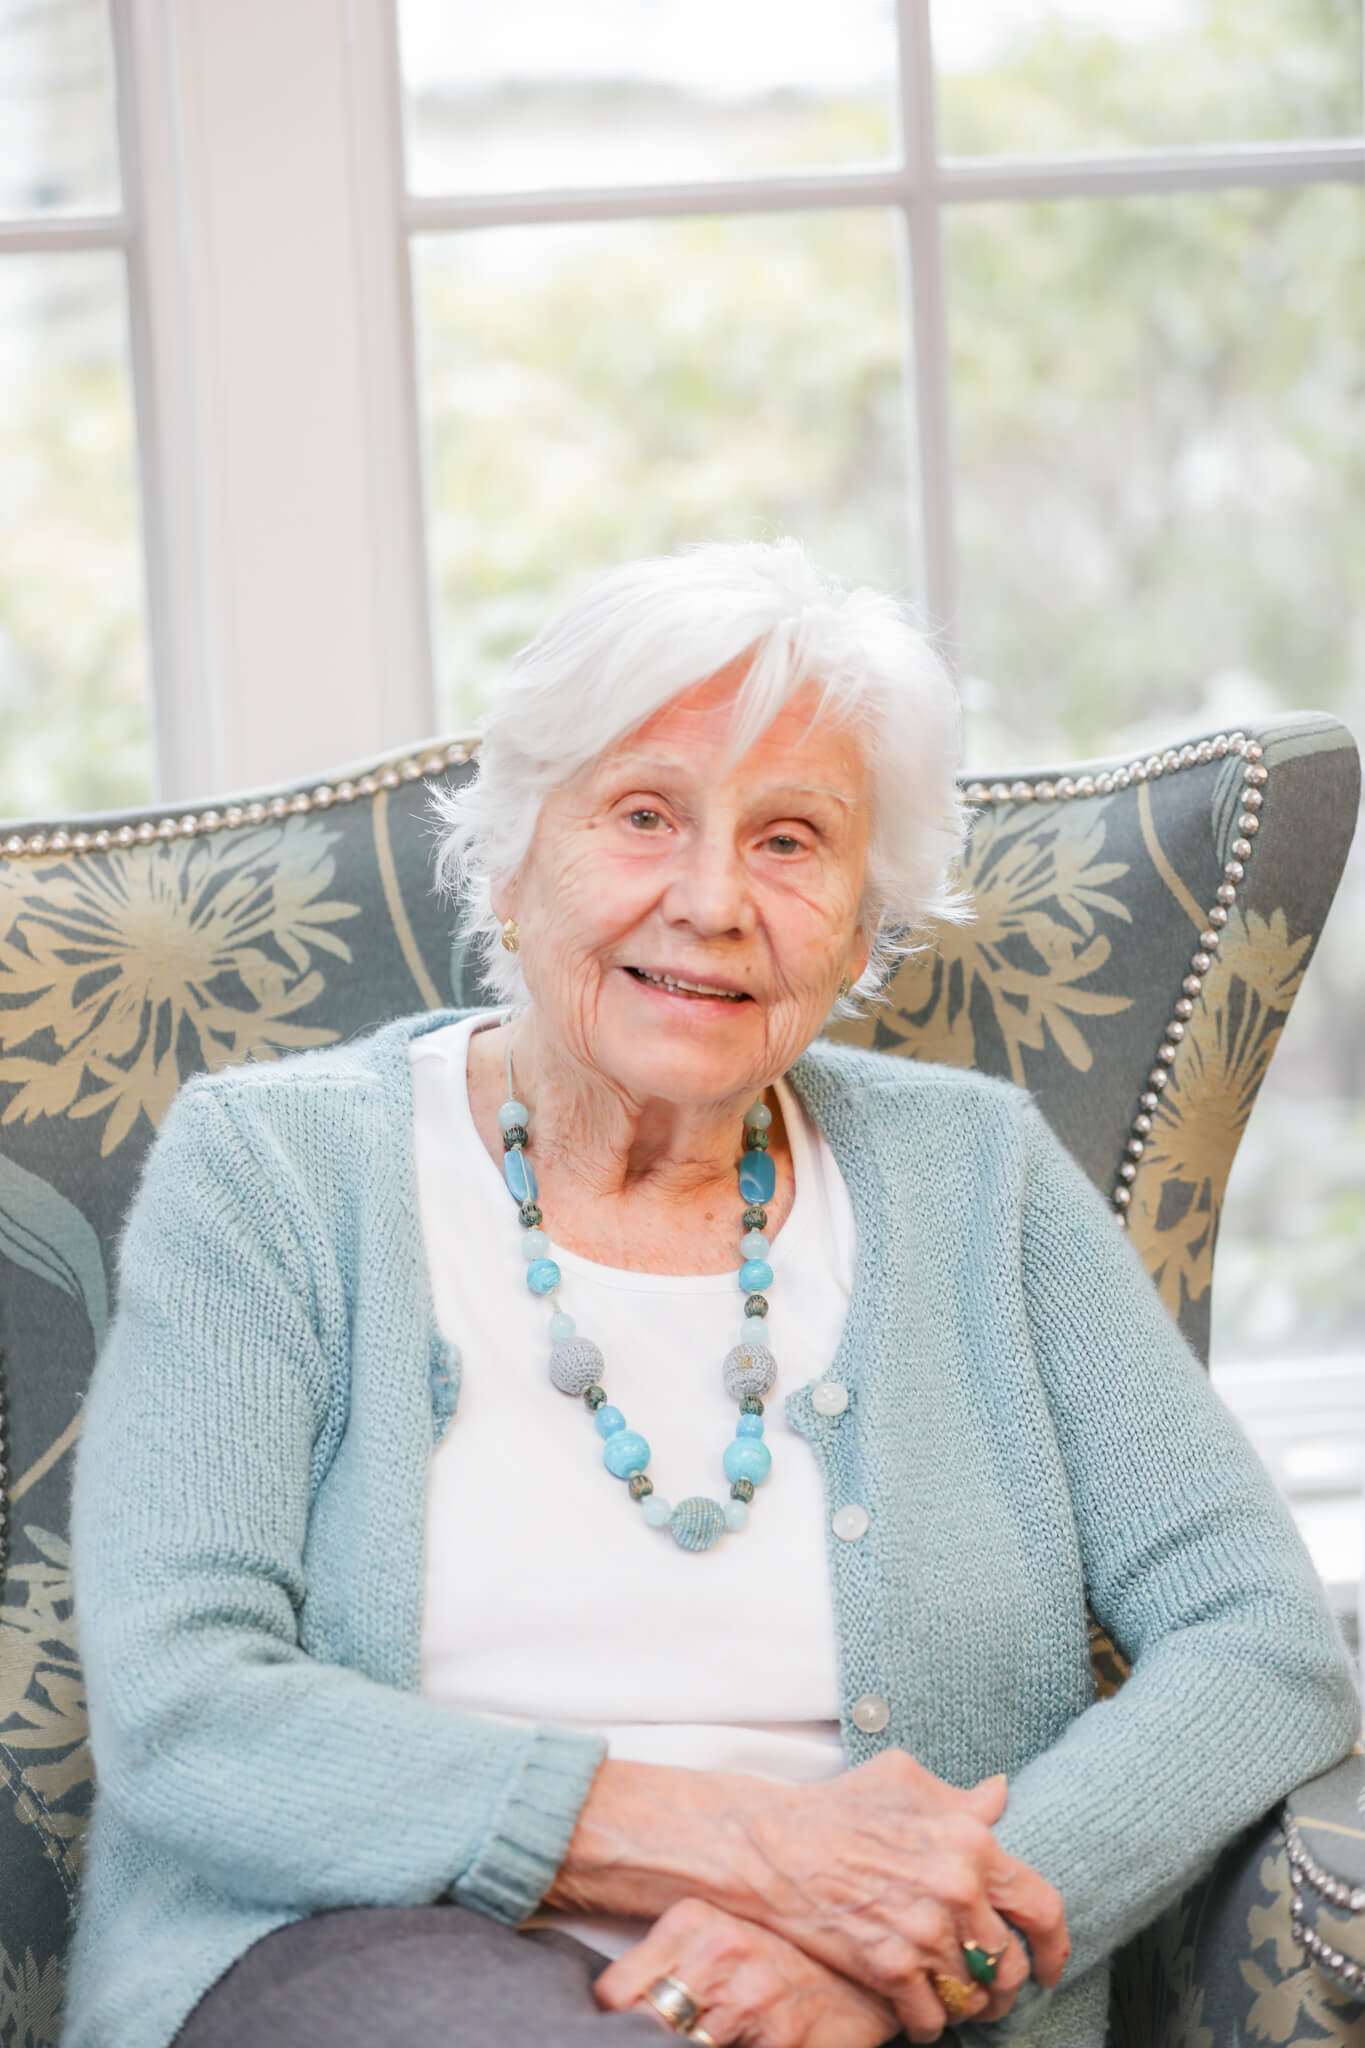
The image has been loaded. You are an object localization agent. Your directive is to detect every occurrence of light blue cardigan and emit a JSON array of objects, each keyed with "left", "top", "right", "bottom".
[{"left": 64, "top": 1010, "right": 1358, "bottom": 2048}]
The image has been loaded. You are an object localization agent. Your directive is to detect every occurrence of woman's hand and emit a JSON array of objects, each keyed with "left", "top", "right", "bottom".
[
  {"left": 594, "top": 1897, "right": 902, "bottom": 2048},
  {"left": 729, "top": 1753, "right": 1068, "bottom": 2041}
]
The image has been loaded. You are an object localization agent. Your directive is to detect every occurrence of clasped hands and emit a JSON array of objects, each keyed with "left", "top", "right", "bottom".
[{"left": 588, "top": 1752, "right": 1070, "bottom": 2047}]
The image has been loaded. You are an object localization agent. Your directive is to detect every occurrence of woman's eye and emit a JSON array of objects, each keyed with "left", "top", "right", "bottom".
[
  {"left": 764, "top": 833, "right": 805, "bottom": 855},
  {"left": 627, "top": 808, "right": 666, "bottom": 831}
]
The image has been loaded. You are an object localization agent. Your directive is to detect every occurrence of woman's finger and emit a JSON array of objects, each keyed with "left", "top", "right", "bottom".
[
  {"left": 954, "top": 1904, "right": 1030, "bottom": 2025},
  {"left": 982, "top": 1850, "right": 1070, "bottom": 1987},
  {"left": 593, "top": 1907, "right": 696, "bottom": 2014}
]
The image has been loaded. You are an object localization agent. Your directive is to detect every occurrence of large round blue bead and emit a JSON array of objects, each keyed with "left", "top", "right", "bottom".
[
  {"left": 723, "top": 1438, "right": 773, "bottom": 1486},
  {"left": 603, "top": 1429, "right": 651, "bottom": 1478},
  {"left": 525, "top": 1257, "right": 560, "bottom": 1295},
  {"left": 504, "top": 1148, "right": 538, "bottom": 1205},
  {"left": 737, "top": 1151, "right": 776, "bottom": 1204},
  {"left": 738, "top": 1258, "right": 773, "bottom": 1293}
]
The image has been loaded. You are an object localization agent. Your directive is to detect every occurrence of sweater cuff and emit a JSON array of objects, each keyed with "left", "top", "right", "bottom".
[{"left": 452, "top": 1726, "right": 608, "bottom": 1925}]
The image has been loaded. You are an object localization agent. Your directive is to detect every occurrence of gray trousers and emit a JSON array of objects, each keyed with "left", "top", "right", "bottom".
[{"left": 173, "top": 1905, "right": 671, "bottom": 2046}]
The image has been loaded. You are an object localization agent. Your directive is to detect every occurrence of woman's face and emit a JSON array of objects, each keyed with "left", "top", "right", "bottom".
[{"left": 499, "top": 664, "right": 871, "bottom": 1107}]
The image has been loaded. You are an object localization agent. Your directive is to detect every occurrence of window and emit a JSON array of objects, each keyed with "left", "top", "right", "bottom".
[{"left": 0, "top": 0, "right": 152, "bottom": 817}]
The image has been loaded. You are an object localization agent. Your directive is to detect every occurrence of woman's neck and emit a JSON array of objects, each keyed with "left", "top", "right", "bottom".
[{"left": 464, "top": 1013, "right": 795, "bottom": 1274}]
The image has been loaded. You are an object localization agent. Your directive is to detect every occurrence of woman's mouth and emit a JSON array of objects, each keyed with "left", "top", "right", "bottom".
[{"left": 623, "top": 967, "right": 751, "bottom": 1002}]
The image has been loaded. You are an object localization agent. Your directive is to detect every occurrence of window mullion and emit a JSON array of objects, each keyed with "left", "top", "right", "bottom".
[{"left": 896, "top": 0, "right": 956, "bottom": 658}]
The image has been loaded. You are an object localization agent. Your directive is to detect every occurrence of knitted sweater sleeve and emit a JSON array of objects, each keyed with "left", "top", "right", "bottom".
[
  {"left": 959, "top": 1096, "right": 1360, "bottom": 2037},
  {"left": 70, "top": 1080, "right": 605, "bottom": 1924}
]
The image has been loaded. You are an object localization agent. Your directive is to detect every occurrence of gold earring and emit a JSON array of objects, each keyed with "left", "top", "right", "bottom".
[
  {"left": 500, "top": 919, "right": 520, "bottom": 955},
  {"left": 837, "top": 974, "right": 852, "bottom": 999}
]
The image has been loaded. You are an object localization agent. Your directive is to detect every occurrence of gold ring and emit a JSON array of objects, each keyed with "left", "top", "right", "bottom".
[
  {"left": 930, "top": 1972, "right": 978, "bottom": 2023},
  {"left": 642, "top": 1973, "right": 704, "bottom": 2034}
]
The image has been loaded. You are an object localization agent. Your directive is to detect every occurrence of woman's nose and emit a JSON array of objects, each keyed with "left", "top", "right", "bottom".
[{"left": 660, "top": 832, "right": 753, "bottom": 938}]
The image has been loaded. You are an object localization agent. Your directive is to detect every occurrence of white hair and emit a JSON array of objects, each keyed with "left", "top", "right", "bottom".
[{"left": 430, "top": 538, "right": 974, "bottom": 1013}]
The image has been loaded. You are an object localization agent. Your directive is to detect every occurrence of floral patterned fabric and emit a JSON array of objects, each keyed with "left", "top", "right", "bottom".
[{"left": 0, "top": 716, "right": 1359, "bottom": 2044}]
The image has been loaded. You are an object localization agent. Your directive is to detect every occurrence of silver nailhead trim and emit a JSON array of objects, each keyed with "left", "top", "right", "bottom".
[
  {"left": 0, "top": 737, "right": 481, "bottom": 862},
  {"left": 1285, "top": 1820, "right": 1365, "bottom": 1992},
  {"left": 1110, "top": 735, "right": 1264, "bottom": 1226}
]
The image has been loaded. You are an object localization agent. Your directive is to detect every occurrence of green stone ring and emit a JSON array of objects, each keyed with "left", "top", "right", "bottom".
[{"left": 962, "top": 1941, "right": 1006, "bottom": 1987}]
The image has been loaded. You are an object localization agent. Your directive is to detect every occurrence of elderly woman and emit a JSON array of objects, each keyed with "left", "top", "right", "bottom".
[{"left": 66, "top": 540, "right": 1356, "bottom": 2048}]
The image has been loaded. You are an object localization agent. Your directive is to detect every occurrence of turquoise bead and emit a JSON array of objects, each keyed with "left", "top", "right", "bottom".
[
  {"left": 723, "top": 1438, "right": 772, "bottom": 1486},
  {"left": 744, "top": 1102, "right": 772, "bottom": 1129},
  {"left": 736, "top": 1413, "right": 764, "bottom": 1438},
  {"left": 504, "top": 1148, "right": 538, "bottom": 1204},
  {"left": 738, "top": 1151, "right": 776, "bottom": 1204},
  {"left": 603, "top": 1429, "right": 650, "bottom": 1478},
  {"left": 740, "top": 1230, "right": 770, "bottom": 1260},
  {"left": 670, "top": 1497, "right": 727, "bottom": 1551},
  {"left": 642, "top": 1494, "right": 673, "bottom": 1527},
  {"left": 548, "top": 1310, "right": 576, "bottom": 1342},
  {"left": 525, "top": 1257, "right": 560, "bottom": 1295},
  {"left": 498, "top": 1099, "right": 529, "bottom": 1130},
  {"left": 738, "top": 1258, "right": 773, "bottom": 1293},
  {"left": 520, "top": 1228, "right": 550, "bottom": 1260},
  {"left": 594, "top": 1405, "right": 627, "bottom": 1437},
  {"left": 723, "top": 1500, "right": 750, "bottom": 1533}
]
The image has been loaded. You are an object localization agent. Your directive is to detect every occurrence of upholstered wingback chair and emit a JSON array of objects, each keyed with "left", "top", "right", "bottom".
[{"left": 1, "top": 712, "right": 1360, "bottom": 2046}]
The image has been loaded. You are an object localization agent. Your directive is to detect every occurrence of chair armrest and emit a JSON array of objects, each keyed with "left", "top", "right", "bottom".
[
  {"left": 1285, "top": 1748, "right": 1365, "bottom": 1995},
  {"left": 1111, "top": 1797, "right": 1365, "bottom": 2044}
]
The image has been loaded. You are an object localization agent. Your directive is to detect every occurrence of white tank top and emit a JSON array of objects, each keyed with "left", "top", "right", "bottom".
[{"left": 410, "top": 1013, "right": 854, "bottom": 1954}]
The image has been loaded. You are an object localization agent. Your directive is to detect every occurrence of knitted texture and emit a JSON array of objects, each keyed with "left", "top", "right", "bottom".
[{"left": 64, "top": 1010, "right": 1358, "bottom": 2048}]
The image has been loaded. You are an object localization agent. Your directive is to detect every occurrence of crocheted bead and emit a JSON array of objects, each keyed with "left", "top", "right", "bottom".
[
  {"left": 738, "top": 1258, "right": 773, "bottom": 1293},
  {"left": 737, "top": 1413, "right": 764, "bottom": 1438},
  {"left": 594, "top": 1405, "right": 627, "bottom": 1437},
  {"left": 525, "top": 1257, "right": 560, "bottom": 1295},
  {"left": 742, "top": 1206, "right": 769, "bottom": 1232},
  {"left": 724, "top": 1438, "right": 773, "bottom": 1486},
  {"left": 723, "top": 1342, "right": 777, "bottom": 1401},
  {"left": 743, "top": 1102, "right": 773, "bottom": 1130},
  {"left": 670, "top": 1497, "right": 726, "bottom": 1551},
  {"left": 642, "top": 1494, "right": 673, "bottom": 1527},
  {"left": 504, "top": 1148, "right": 538, "bottom": 1205},
  {"left": 740, "top": 1231, "right": 770, "bottom": 1260},
  {"left": 549, "top": 1339, "right": 605, "bottom": 1396},
  {"left": 603, "top": 1430, "right": 650, "bottom": 1478},
  {"left": 738, "top": 1152, "right": 776, "bottom": 1204},
  {"left": 498, "top": 1100, "right": 529, "bottom": 1130},
  {"left": 628, "top": 1472, "right": 654, "bottom": 1499},
  {"left": 724, "top": 1500, "right": 750, "bottom": 1533}
]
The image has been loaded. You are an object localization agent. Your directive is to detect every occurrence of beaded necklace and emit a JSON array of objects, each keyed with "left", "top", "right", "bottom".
[{"left": 498, "top": 1052, "right": 779, "bottom": 1553}]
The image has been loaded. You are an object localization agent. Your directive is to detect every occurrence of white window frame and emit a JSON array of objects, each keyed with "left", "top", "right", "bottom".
[
  {"left": 12, "top": 2, "right": 1360, "bottom": 799},
  {"left": 349, "top": 0, "right": 1364, "bottom": 761}
]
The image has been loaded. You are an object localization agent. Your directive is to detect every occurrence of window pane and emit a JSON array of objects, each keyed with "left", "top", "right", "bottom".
[
  {"left": 949, "top": 181, "right": 1364, "bottom": 1366},
  {"left": 934, "top": 0, "right": 1364, "bottom": 154},
  {"left": 399, "top": 0, "right": 896, "bottom": 194},
  {"left": 0, "top": 0, "right": 121, "bottom": 218},
  {"left": 0, "top": 252, "right": 152, "bottom": 815},
  {"left": 413, "top": 211, "right": 914, "bottom": 726}
]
